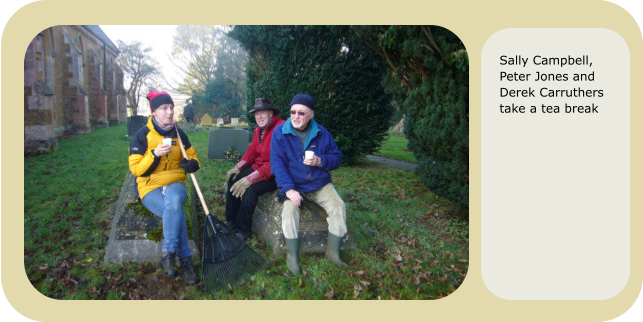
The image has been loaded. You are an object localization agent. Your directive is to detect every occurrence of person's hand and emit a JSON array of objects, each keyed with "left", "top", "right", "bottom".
[
  {"left": 230, "top": 177, "right": 251, "bottom": 198},
  {"left": 303, "top": 155, "right": 321, "bottom": 167},
  {"left": 179, "top": 158, "right": 200, "bottom": 173},
  {"left": 286, "top": 189, "right": 303, "bottom": 207},
  {"left": 226, "top": 167, "right": 241, "bottom": 183},
  {"left": 153, "top": 143, "right": 172, "bottom": 157}
]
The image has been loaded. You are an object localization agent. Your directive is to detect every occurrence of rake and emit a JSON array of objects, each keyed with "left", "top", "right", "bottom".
[{"left": 175, "top": 126, "right": 266, "bottom": 293}]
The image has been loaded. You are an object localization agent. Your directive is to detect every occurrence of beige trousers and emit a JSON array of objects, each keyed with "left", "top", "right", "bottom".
[{"left": 281, "top": 183, "right": 347, "bottom": 239}]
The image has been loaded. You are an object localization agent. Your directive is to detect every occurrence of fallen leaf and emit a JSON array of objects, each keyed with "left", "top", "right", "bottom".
[{"left": 353, "top": 284, "right": 362, "bottom": 298}]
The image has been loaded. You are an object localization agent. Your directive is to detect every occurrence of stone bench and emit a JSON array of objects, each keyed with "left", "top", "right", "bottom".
[
  {"left": 104, "top": 172, "right": 199, "bottom": 264},
  {"left": 251, "top": 190, "right": 356, "bottom": 258}
]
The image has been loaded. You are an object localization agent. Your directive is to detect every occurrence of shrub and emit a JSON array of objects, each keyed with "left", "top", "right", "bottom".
[
  {"left": 229, "top": 26, "right": 392, "bottom": 164},
  {"left": 353, "top": 26, "right": 469, "bottom": 210}
]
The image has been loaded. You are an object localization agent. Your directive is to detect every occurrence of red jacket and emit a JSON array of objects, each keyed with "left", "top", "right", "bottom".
[{"left": 238, "top": 115, "right": 285, "bottom": 182}]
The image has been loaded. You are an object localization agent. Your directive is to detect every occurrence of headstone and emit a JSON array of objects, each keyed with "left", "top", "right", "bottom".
[
  {"left": 104, "top": 172, "right": 199, "bottom": 263},
  {"left": 231, "top": 118, "right": 239, "bottom": 127},
  {"left": 127, "top": 115, "right": 148, "bottom": 137},
  {"left": 200, "top": 114, "right": 213, "bottom": 126},
  {"left": 252, "top": 190, "right": 356, "bottom": 257},
  {"left": 208, "top": 128, "right": 250, "bottom": 160},
  {"left": 216, "top": 118, "right": 224, "bottom": 126},
  {"left": 392, "top": 115, "right": 405, "bottom": 132}
]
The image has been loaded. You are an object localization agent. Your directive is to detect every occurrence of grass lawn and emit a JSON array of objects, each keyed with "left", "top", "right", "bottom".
[
  {"left": 371, "top": 131, "right": 417, "bottom": 163},
  {"left": 24, "top": 124, "right": 468, "bottom": 300}
]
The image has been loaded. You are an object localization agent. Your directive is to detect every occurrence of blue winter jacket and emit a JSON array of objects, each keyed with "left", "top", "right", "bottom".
[{"left": 270, "top": 118, "right": 342, "bottom": 194}]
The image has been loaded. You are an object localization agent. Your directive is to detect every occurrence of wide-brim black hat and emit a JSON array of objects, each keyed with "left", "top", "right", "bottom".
[{"left": 249, "top": 97, "right": 276, "bottom": 113}]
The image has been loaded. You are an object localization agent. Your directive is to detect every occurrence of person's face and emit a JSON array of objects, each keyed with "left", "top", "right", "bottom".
[
  {"left": 153, "top": 103, "right": 174, "bottom": 127},
  {"left": 290, "top": 104, "right": 313, "bottom": 130},
  {"left": 254, "top": 109, "right": 273, "bottom": 128}
]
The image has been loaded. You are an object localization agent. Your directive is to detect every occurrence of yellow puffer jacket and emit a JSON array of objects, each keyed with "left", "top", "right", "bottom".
[{"left": 128, "top": 116, "right": 199, "bottom": 199}]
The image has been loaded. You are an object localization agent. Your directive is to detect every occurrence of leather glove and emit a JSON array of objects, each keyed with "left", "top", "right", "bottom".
[
  {"left": 230, "top": 177, "right": 251, "bottom": 198},
  {"left": 179, "top": 158, "right": 200, "bottom": 173},
  {"left": 225, "top": 167, "right": 241, "bottom": 183}
]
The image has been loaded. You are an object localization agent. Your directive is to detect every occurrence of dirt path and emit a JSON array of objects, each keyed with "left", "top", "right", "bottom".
[{"left": 366, "top": 155, "right": 417, "bottom": 172}]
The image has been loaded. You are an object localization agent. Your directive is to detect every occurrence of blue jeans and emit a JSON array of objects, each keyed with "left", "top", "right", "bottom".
[{"left": 142, "top": 182, "right": 192, "bottom": 259}]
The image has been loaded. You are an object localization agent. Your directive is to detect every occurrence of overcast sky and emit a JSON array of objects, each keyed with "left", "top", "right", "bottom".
[{"left": 100, "top": 25, "right": 188, "bottom": 114}]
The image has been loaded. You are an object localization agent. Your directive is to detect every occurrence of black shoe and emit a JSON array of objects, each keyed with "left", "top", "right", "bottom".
[
  {"left": 161, "top": 252, "right": 177, "bottom": 277},
  {"left": 236, "top": 231, "right": 249, "bottom": 240},
  {"left": 179, "top": 256, "right": 197, "bottom": 285}
]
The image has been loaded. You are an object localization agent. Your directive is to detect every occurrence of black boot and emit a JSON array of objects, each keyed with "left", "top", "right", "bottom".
[
  {"left": 161, "top": 252, "right": 177, "bottom": 276},
  {"left": 236, "top": 231, "right": 250, "bottom": 240},
  {"left": 179, "top": 256, "right": 197, "bottom": 285}
]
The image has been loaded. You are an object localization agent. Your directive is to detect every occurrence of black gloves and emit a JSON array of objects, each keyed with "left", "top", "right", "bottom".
[{"left": 179, "top": 158, "right": 200, "bottom": 173}]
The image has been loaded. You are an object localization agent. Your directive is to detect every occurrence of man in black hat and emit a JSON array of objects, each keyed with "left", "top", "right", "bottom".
[{"left": 225, "top": 98, "right": 285, "bottom": 239}]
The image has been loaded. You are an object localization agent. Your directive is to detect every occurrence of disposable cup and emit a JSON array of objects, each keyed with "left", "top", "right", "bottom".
[
  {"left": 162, "top": 138, "right": 172, "bottom": 146},
  {"left": 305, "top": 150, "right": 314, "bottom": 160}
]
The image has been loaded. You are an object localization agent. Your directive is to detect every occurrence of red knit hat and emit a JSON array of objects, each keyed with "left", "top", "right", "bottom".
[{"left": 146, "top": 90, "right": 174, "bottom": 113}]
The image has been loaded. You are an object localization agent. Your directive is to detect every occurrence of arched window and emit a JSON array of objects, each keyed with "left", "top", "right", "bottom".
[{"left": 77, "top": 35, "right": 85, "bottom": 87}]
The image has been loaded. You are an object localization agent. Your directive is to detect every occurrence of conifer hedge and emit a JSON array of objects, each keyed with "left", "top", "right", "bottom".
[
  {"left": 352, "top": 26, "right": 469, "bottom": 210},
  {"left": 229, "top": 26, "right": 392, "bottom": 164}
]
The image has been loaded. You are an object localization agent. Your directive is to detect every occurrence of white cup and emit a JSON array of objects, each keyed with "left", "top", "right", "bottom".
[
  {"left": 305, "top": 150, "right": 314, "bottom": 160},
  {"left": 162, "top": 138, "right": 172, "bottom": 147}
]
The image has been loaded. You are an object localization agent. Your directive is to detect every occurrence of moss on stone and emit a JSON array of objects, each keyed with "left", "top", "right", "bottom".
[
  {"left": 126, "top": 202, "right": 154, "bottom": 218},
  {"left": 147, "top": 227, "right": 163, "bottom": 242}
]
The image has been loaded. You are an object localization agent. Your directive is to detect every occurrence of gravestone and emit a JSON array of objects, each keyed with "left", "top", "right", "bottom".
[
  {"left": 104, "top": 172, "right": 199, "bottom": 263},
  {"left": 231, "top": 118, "right": 239, "bottom": 127},
  {"left": 200, "top": 114, "right": 213, "bottom": 126},
  {"left": 208, "top": 128, "right": 250, "bottom": 160},
  {"left": 216, "top": 118, "right": 224, "bottom": 126},
  {"left": 127, "top": 115, "right": 148, "bottom": 137},
  {"left": 252, "top": 190, "right": 356, "bottom": 257}
]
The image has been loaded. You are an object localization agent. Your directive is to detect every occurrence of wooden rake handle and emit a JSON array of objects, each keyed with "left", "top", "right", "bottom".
[{"left": 175, "top": 126, "right": 210, "bottom": 216}]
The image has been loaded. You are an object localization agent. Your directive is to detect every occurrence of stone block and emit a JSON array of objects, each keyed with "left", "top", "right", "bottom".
[
  {"left": 231, "top": 118, "right": 239, "bottom": 127},
  {"left": 251, "top": 190, "right": 356, "bottom": 258},
  {"left": 208, "top": 128, "right": 250, "bottom": 160},
  {"left": 127, "top": 115, "right": 147, "bottom": 137},
  {"left": 104, "top": 172, "right": 199, "bottom": 264},
  {"left": 200, "top": 114, "right": 213, "bottom": 126}
]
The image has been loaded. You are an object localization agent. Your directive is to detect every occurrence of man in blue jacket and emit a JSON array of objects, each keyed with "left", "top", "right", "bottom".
[{"left": 270, "top": 93, "right": 348, "bottom": 275}]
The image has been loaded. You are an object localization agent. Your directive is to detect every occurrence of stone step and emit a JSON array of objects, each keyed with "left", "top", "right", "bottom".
[{"left": 104, "top": 172, "right": 199, "bottom": 264}]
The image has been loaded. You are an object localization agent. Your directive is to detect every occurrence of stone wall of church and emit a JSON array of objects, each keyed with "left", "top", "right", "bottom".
[{"left": 24, "top": 25, "right": 126, "bottom": 155}]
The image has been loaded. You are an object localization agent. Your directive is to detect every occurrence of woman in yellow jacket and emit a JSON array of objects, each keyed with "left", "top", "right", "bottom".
[{"left": 128, "top": 90, "right": 200, "bottom": 285}]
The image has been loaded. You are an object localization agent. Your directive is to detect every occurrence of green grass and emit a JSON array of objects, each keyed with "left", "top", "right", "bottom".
[
  {"left": 371, "top": 131, "right": 417, "bottom": 163},
  {"left": 24, "top": 124, "right": 467, "bottom": 300}
]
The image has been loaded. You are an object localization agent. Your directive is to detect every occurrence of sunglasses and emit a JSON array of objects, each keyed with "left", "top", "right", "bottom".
[{"left": 290, "top": 110, "right": 306, "bottom": 116}]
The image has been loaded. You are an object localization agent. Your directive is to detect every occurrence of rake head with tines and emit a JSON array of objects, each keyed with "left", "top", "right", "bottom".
[{"left": 201, "top": 214, "right": 267, "bottom": 293}]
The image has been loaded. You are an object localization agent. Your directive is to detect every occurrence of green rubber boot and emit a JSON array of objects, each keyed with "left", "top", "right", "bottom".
[
  {"left": 325, "top": 233, "right": 349, "bottom": 268},
  {"left": 285, "top": 238, "right": 301, "bottom": 275}
]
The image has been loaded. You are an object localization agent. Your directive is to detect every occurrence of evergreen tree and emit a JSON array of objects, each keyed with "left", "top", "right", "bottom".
[
  {"left": 353, "top": 26, "right": 469, "bottom": 210},
  {"left": 229, "top": 25, "right": 392, "bottom": 164}
]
